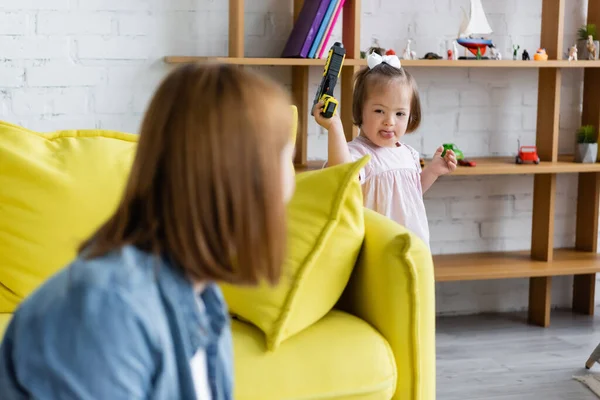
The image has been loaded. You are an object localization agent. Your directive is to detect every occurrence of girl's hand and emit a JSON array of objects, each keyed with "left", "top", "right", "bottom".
[
  {"left": 312, "top": 101, "right": 342, "bottom": 131},
  {"left": 429, "top": 146, "right": 457, "bottom": 177}
]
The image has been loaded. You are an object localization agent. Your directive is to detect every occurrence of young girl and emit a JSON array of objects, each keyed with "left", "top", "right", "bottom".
[
  {"left": 0, "top": 64, "right": 296, "bottom": 399},
  {"left": 313, "top": 52, "right": 456, "bottom": 246}
]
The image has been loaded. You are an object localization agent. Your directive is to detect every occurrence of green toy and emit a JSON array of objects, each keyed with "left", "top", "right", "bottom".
[{"left": 441, "top": 143, "right": 464, "bottom": 160}]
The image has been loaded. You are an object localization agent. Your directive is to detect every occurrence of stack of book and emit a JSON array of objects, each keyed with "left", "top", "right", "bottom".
[{"left": 281, "top": 0, "right": 347, "bottom": 59}]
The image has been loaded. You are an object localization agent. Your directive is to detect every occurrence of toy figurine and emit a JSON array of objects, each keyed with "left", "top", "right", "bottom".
[
  {"left": 522, "top": 49, "right": 530, "bottom": 60},
  {"left": 447, "top": 49, "right": 454, "bottom": 60},
  {"left": 489, "top": 44, "right": 501, "bottom": 60},
  {"left": 402, "top": 39, "right": 417, "bottom": 60},
  {"left": 422, "top": 52, "right": 442, "bottom": 60},
  {"left": 512, "top": 44, "right": 520, "bottom": 60},
  {"left": 367, "top": 38, "right": 385, "bottom": 56},
  {"left": 533, "top": 48, "right": 548, "bottom": 61},
  {"left": 568, "top": 44, "right": 578, "bottom": 61},
  {"left": 587, "top": 35, "right": 597, "bottom": 60}
]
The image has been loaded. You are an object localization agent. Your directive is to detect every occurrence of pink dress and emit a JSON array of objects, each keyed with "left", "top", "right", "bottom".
[{"left": 348, "top": 135, "right": 430, "bottom": 246}]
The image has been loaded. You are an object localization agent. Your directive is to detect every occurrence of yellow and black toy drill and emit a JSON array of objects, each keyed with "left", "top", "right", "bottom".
[{"left": 313, "top": 42, "right": 346, "bottom": 118}]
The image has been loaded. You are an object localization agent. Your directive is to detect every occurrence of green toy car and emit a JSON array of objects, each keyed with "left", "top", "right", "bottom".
[{"left": 441, "top": 143, "right": 464, "bottom": 160}]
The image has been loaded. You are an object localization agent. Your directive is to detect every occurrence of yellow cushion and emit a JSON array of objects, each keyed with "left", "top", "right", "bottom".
[
  {"left": 0, "top": 121, "right": 138, "bottom": 313},
  {"left": 232, "top": 310, "right": 396, "bottom": 400},
  {"left": 0, "top": 314, "right": 11, "bottom": 339},
  {"left": 221, "top": 156, "right": 369, "bottom": 350},
  {"left": 290, "top": 104, "right": 298, "bottom": 145}
]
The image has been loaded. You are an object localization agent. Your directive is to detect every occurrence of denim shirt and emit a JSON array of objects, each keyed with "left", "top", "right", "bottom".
[{"left": 0, "top": 245, "right": 233, "bottom": 400}]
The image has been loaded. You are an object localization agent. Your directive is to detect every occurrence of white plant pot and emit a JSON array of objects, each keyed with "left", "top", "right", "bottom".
[
  {"left": 577, "top": 39, "right": 599, "bottom": 60},
  {"left": 575, "top": 143, "right": 598, "bottom": 163}
]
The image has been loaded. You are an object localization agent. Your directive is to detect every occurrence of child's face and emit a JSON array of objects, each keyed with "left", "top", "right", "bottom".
[{"left": 360, "top": 80, "right": 411, "bottom": 148}]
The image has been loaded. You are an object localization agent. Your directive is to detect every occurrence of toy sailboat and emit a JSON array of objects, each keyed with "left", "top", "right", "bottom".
[{"left": 457, "top": 0, "right": 493, "bottom": 58}]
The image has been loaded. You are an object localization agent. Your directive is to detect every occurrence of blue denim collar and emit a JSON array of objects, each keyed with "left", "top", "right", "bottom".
[{"left": 150, "top": 251, "right": 228, "bottom": 357}]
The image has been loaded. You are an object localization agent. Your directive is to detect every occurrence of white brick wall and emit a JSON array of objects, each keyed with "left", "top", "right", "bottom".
[{"left": 0, "top": 0, "right": 594, "bottom": 315}]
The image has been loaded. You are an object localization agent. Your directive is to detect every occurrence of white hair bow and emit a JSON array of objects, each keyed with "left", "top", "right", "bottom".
[{"left": 367, "top": 52, "right": 401, "bottom": 69}]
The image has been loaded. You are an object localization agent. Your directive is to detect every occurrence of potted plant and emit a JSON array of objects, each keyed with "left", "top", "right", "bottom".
[
  {"left": 577, "top": 24, "right": 599, "bottom": 60},
  {"left": 575, "top": 125, "right": 598, "bottom": 163}
]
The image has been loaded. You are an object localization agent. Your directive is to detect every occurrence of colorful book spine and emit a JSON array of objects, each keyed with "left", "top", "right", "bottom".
[
  {"left": 307, "top": 0, "right": 339, "bottom": 58},
  {"left": 281, "top": 0, "right": 331, "bottom": 58},
  {"left": 316, "top": 0, "right": 346, "bottom": 59}
]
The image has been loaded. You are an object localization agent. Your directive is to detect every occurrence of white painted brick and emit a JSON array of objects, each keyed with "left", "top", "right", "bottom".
[
  {"left": 489, "top": 131, "right": 529, "bottom": 156},
  {"left": 0, "top": 0, "right": 69, "bottom": 10},
  {"left": 0, "top": 0, "right": 587, "bottom": 317},
  {"left": 0, "top": 12, "right": 31, "bottom": 34},
  {"left": 77, "top": 37, "right": 153, "bottom": 59},
  {"left": 491, "top": 87, "right": 524, "bottom": 106},
  {"left": 514, "top": 194, "right": 533, "bottom": 213},
  {"left": 487, "top": 175, "right": 534, "bottom": 196},
  {"left": 117, "top": 13, "right": 156, "bottom": 36},
  {"left": 107, "top": 64, "right": 166, "bottom": 87},
  {"left": 20, "top": 116, "right": 98, "bottom": 132},
  {"left": 0, "top": 36, "right": 69, "bottom": 59},
  {"left": 12, "top": 88, "right": 89, "bottom": 116},
  {"left": 434, "top": 0, "right": 451, "bottom": 12},
  {"left": 382, "top": 0, "right": 436, "bottom": 13},
  {"left": 415, "top": 12, "right": 458, "bottom": 36},
  {"left": 556, "top": 174, "right": 578, "bottom": 196},
  {"left": 37, "top": 12, "right": 112, "bottom": 35},
  {"left": 515, "top": 0, "right": 542, "bottom": 16},
  {"left": 449, "top": 196, "right": 514, "bottom": 219},
  {"left": 458, "top": 109, "right": 495, "bottom": 132},
  {"left": 459, "top": 87, "right": 491, "bottom": 107},
  {"left": 425, "top": 178, "right": 488, "bottom": 199},
  {"left": 27, "top": 63, "right": 107, "bottom": 87},
  {"left": 155, "top": 0, "right": 195, "bottom": 11},
  {"left": 93, "top": 88, "right": 133, "bottom": 114},
  {"left": 482, "top": 0, "right": 517, "bottom": 14},
  {"left": 97, "top": 115, "right": 141, "bottom": 133},
  {"left": 0, "top": 66, "right": 25, "bottom": 87},
  {"left": 245, "top": 12, "right": 266, "bottom": 37},
  {"left": 424, "top": 198, "right": 447, "bottom": 220},
  {"left": 481, "top": 218, "right": 531, "bottom": 239},
  {"left": 78, "top": 0, "right": 150, "bottom": 11},
  {"left": 522, "top": 109, "right": 537, "bottom": 131},
  {"left": 132, "top": 88, "right": 155, "bottom": 113},
  {"left": 523, "top": 90, "right": 538, "bottom": 107},
  {"left": 428, "top": 87, "right": 459, "bottom": 108},
  {"left": 429, "top": 221, "right": 481, "bottom": 242}
]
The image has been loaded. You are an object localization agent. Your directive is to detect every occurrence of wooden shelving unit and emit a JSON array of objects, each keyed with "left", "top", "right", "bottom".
[
  {"left": 165, "top": 0, "right": 600, "bottom": 327},
  {"left": 164, "top": 56, "right": 600, "bottom": 69}
]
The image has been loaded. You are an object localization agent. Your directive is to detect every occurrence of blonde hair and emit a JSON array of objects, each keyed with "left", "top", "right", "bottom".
[{"left": 80, "top": 63, "right": 293, "bottom": 286}]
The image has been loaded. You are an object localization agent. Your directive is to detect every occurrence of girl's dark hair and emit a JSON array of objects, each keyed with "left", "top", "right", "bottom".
[{"left": 352, "top": 62, "right": 422, "bottom": 133}]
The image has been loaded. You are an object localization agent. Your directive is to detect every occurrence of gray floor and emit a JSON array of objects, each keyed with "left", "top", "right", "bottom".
[{"left": 436, "top": 310, "right": 600, "bottom": 400}]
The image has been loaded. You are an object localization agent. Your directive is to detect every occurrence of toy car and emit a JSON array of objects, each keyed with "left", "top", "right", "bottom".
[
  {"left": 458, "top": 159, "right": 476, "bottom": 167},
  {"left": 441, "top": 143, "right": 464, "bottom": 160},
  {"left": 515, "top": 140, "right": 540, "bottom": 164}
]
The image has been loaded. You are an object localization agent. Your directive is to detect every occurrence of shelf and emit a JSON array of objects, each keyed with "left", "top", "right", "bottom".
[
  {"left": 434, "top": 249, "right": 600, "bottom": 282},
  {"left": 164, "top": 56, "right": 359, "bottom": 66},
  {"left": 164, "top": 56, "right": 600, "bottom": 69},
  {"left": 433, "top": 156, "right": 600, "bottom": 175},
  {"left": 299, "top": 156, "right": 600, "bottom": 176},
  {"left": 388, "top": 59, "right": 600, "bottom": 68}
]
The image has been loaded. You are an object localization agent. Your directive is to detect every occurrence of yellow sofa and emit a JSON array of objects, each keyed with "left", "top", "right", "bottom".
[{"left": 0, "top": 122, "right": 436, "bottom": 399}]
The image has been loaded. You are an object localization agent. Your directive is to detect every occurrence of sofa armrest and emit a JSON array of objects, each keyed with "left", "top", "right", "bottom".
[{"left": 339, "top": 209, "right": 436, "bottom": 400}]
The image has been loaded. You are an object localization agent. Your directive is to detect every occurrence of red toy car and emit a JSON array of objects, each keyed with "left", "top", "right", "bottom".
[
  {"left": 458, "top": 159, "right": 476, "bottom": 167},
  {"left": 516, "top": 140, "right": 540, "bottom": 164}
]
